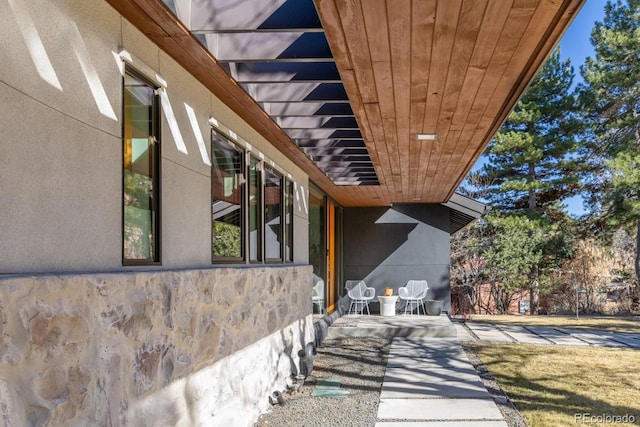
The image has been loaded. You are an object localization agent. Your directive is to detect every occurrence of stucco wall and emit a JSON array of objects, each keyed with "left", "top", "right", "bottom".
[
  {"left": 343, "top": 204, "right": 452, "bottom": 312},
  {"left": 0, "top": 0, "right": 309, "bottom": 273},
  {"left": 0, "top": 265, "right": 313, "bottom": 426}
]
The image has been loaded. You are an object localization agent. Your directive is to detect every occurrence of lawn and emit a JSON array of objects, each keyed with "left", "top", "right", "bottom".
[
  {"left": 469, "top": 314, "right": 640, "bottom": 333},
  {"left": 475, "top": 344, "right": 640, "bottom": 427}
]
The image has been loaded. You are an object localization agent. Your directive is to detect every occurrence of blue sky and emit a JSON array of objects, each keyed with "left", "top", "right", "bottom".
[
  {"left": 468, "top": 0, "right": 606, "bottom": 217},
  {"left": 559, "top": 0, "right": 606, "bottom": 68},
  {"left": 559, "top": 0, "right": 606, "bottom": 217}
]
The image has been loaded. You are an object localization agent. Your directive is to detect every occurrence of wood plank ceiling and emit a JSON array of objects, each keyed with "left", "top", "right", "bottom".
[{"left": 106, "top": 0, "right": 585, "bottom": 207}]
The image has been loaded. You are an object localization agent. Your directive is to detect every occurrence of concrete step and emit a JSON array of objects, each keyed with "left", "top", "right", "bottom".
[{"left": 326, "top": 314, "right": 457, "bottom": 339}]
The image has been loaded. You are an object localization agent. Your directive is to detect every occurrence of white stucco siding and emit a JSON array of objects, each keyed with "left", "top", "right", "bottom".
[{"left": 0, "top": 0, "right": 309, "bottom": 273}]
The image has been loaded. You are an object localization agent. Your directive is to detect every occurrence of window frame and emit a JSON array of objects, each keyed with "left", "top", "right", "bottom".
[
  {"left": 208, "top": 124, "right": 296, "bottom": 265},
  {"left": 248, "top": 155, "right": 263, "bottom": 263},
  {"left": 264, "top": 166, "right": 283, "bottom": 263},
  {"left": 122, "top": 67, "right": 162, "bottom": 266},
  {"left": 284, "top": 178, "right": 294, "bottom": 263},
  {"left": 211, "top": 129, "right": 246, "bottom": 263}
]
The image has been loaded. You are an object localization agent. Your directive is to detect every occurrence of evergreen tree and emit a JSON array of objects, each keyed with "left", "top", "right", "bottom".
[
  {"left": 483, "top": 215, "right": 544, "bottom": 313},
  {"left": 578, "top": 0, "right": 640, "bottom": 283},
  {"left": 463, "top": 48, "right": 580, "bottom": 313},
  {"left": 466, "top": 48, "right": 582, "bottom": 214}
]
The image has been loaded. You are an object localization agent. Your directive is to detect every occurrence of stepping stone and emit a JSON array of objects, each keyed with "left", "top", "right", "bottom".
[
  {"left": 607, "top": 332, "right": 640, "bottom": 348},
  {"left": 311, "top": 378, "right": 349, "bottom": 397},
  {"left": 454, "top": 323, "right": 477, "bottom": 342},
  {"left": 525, "top": 326, "right": 589, "bottom": 346},
  {"left": 384, "top": 365, "right": 481, "bottom": 383},
  {"left": 465, "top": 323, "right": 514, "bottom": 343},
  {"left": 377, "top": 397, "right": 504, "bottom": 421},
  {"left": 496, "top": 325, "right": 552, "bottom": 345},
  {"left": 388, "top": 347, "right": 468, "bottom": 361},
  {"left": 557, "top": 328, "right": 629, "bottom": 347},
  {"left": 386, "top": 356, "right": 478, "bottom": 373},
  {"left": 380, "top": 377, "right": 491, "bottom": 399}
]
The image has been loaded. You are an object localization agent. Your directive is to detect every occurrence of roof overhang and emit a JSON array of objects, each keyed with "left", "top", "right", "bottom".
[
  {"left": 104, "top": 0, "right": 586, "bottom": 207},
  {"left": 443, "top": 193, "right": 489, "bottom": 234}
]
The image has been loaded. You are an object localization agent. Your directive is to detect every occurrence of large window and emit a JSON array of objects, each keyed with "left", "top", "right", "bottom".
[
  {"left": 264, "top": 167, "right": 282, "bottom": 261},
  {"left": 248, "top": 156, "right": 262, "bottom": 262},
  {"left": 210, "top": 126, "right": 295, "bottom": 264},
  {"left": 211, "top": 131, "right": 244, "bottom": 261},
  {"left": 123, "top": 70, "right": 160, "bottom": 264}
]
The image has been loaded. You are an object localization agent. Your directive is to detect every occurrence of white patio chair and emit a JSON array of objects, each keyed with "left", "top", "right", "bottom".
[
  {"left": 345, "top": 280, "right": 375, "bottom": 315},
  {"left": 398, "top": 280, "right": 429, "bottom": 315},
  {"left": 312, "top": 274, "right": 325, "bottom": 314}
]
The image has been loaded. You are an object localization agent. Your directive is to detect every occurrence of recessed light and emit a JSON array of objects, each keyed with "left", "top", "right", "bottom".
[{"left": 416, "top": 133, "right": 438, "bottom": 141}]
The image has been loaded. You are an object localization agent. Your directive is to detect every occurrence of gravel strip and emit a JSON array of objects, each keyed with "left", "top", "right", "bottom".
[{"left": 255, "top": 337, "right": 391, "bottom": 427}]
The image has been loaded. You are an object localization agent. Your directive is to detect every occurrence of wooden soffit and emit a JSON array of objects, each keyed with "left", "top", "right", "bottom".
[{"left": 105, "top": 0, "right": 585, "bottom": 207}]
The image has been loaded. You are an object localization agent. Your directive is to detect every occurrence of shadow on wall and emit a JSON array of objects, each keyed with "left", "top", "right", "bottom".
[
  {"left": 432, "top": 272, "right": 451, "bottom": 301},
  {"left": 343, "top": 207, "right": 420, "bottom": 281},
  {"left": 391, "top": 203, "right": 449, "bottom": 234},
  {"left": 342, "top": 204, "right": 452, "bottom": 312}
]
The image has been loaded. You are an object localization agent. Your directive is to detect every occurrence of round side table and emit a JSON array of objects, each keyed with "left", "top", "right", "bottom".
[{"left": 377, "top": 295, "right": 398, "bottom": 316}]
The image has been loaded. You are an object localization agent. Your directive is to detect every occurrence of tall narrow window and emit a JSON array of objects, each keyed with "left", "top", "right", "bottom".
[
  {"left": 123, "top": 70, "right": 160, "bottom": 263},
  {"left": 309, "top": 186, "right": 326, "bottom": 279},
  {"left": 248, "top": 157, "right": 262, "bottom": 262},
  {"left": 211, "top": 131, "right": 244, "bottom": 261},
  {"left": 264, "top": 167, "right": 282, "bottom": 261},
  {"left": 284, "top": 179, "right": 294, "bottom": 262}
]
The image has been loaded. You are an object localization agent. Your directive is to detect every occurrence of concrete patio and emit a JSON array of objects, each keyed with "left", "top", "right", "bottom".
[{"left": 327, "top": 313, "right": 457, "bottom": 339}]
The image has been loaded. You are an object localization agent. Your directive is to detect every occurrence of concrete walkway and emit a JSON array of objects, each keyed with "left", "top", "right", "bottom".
[{"left": 375, "top": 337, "right": 508, "bottom": 426}]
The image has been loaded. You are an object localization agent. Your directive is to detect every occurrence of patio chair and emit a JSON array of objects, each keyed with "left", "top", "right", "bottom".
[
  {"left": 398, "top": 280, "right": 429, "bottom": 315},
  {"left": 345, "top": 280, "right": 375, "bottom": 315},
  {"left": 312, "top": 274, "right": 325, "bottom": 314}
]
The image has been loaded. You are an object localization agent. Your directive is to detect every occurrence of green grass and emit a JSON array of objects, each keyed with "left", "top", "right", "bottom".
[
  {"left": 475, "top": 344, "right": 640, "bottom": 427},
  {"left": 470, "top": 314, "right": 640, "bottom": 333}
]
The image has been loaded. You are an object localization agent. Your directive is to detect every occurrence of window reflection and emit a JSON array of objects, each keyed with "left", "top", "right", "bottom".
[
  {"left": 284, "top": 180, "right": 294, "bottom": 262},
  {"left": 123, "top": 71, "right": 160, "bottom": 262},
  {"left": 211, "top": 131, "right": 244, "bottom": 260},
  {"left": 264, "top": 167, "right": 282, "bottom": 261},
  {"left": 249, "top": 157, "right": 262, "bottom": 262},
  {"left": 309, "top": 187, "right": 326, "bottom": 278}
]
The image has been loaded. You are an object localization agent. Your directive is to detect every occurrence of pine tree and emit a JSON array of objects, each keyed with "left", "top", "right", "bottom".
[
  {"left": 464, "top": 48, "right": 580, "bottom": 313},
  {"left": 578, "top": 0, "right": 640, "bottom": 283},
  {"left": 466, "top": 48, "right": 582, "bottom": 214}
]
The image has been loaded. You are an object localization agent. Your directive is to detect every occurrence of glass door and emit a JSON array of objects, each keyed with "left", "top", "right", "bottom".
[{"left": 309, "top": 185, "right": 341, "bottom": 314}]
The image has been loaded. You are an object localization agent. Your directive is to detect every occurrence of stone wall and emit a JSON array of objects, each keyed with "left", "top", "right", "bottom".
[{"left": 0, "top": 265, "right": 313, "bottom": 426}]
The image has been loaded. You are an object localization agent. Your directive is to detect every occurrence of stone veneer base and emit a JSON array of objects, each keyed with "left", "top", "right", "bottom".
[{"left": 0, "top": 266, "right": 313, "bottom": 426}]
